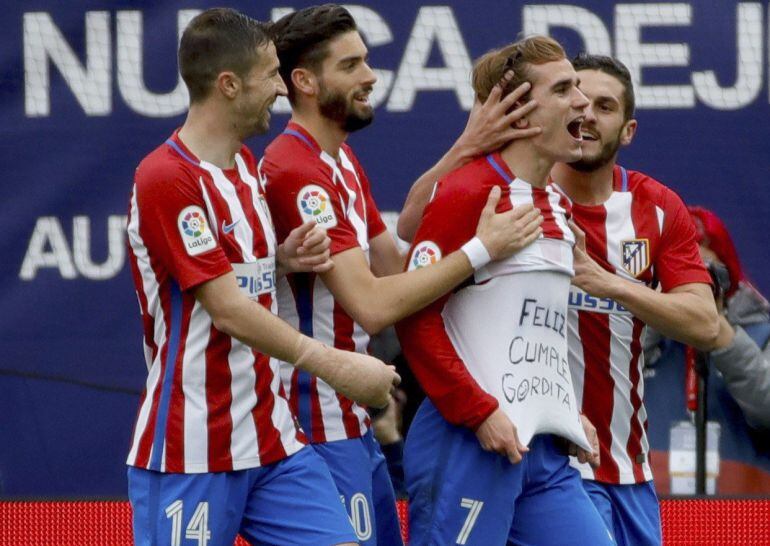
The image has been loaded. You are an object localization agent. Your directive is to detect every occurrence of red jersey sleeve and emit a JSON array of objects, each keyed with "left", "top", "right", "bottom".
[
  {"left": 395, "top": 172, "right": 503, "bottom": 430},
  {"left": 656, "top": 188, "right": 711, "bottom": 291},
  {"left": 134, "top": 158, "right": 231, "bottom": 291},
  {"left": 262, "top": 153, "right": 361, "bottom": 256}
]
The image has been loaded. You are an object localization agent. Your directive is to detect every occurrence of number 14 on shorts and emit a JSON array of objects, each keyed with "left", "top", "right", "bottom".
[
  {"left": 456, "top": 498, "right": 484, "bottom": 545},
  {"left": 165, "top": 500, "right": 211, "bottom": 546}
]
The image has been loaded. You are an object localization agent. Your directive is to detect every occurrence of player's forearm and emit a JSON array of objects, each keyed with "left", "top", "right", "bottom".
[
  {"left": 356, "top": 250, "right": 474, "bottom": 335},
  {"left": 209, "top": 294, "right": 305, "bottom": 363},
  {"left": 609, "top": 281, "right": 719, "bottom": 350},
  {"left": 397, "top": 141, "right": 476, "bottom": 243}
]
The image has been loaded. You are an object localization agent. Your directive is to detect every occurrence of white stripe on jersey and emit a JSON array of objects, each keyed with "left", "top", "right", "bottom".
[
  {"left": 227, "top": 341, "right": 261, "bottom": 470},
  {"left": 312, "top": 279, "right": 347, "bottom": 440},
  {"left": 321, "top": 149, "right": 369, "bottom": 250},
  {"left": 201, "top": 160, "right": 256, "bottom": 261},
  {"left": 567, "top": 307, "right": 593, "bottom": 480},
  {"left": 126, "top": 187, "right": 167, "bottom": 466},
  {"left": 182, "top": 301, "right": 212, "bottom": 472},
  {"left": 199, "top": 179, "right": 218, "bottom": 243},
  {"left": 607, "top": 312, "right": 636, "bottom": 479},
  {"left": 656, "top": 206, "right": 665, "bottom": 234},
  {"left": 236, "top": 154, "right": 277, "bottom": 255}
]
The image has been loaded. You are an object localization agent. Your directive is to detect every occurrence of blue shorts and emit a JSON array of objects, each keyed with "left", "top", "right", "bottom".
[
  {"left": 312, "top": 430, "right": 403, "bottom": 546},
  {"left": 582, "top": 479, "right": 662, "bottom": 546},
  {"left": 127, "top": 446, "right": 356, "bottom": 546},
  {"left": 404, "top": 400, "right": 615, "bottom": 546}
]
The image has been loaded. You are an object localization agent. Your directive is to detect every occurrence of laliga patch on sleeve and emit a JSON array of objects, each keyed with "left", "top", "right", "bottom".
[
  {"left": 297, "top": 184, "right": 337, "bottom": 228},
  {"left": 177, "top": 205, "right": 217, "bottom": 256},
  {"left": 408, "top": 241, "right": 442, "bottom": 271}
]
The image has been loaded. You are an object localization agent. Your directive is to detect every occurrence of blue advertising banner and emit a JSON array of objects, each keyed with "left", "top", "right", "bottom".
[{"left": 1, "top": 1, "right": 767, "bottom": 496}]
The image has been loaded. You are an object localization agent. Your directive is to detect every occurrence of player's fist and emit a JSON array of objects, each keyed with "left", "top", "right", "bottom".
[
  {"left": 475, "top": 187, "right": 543, "bottom": 261},
  {"left": 475, "top": 408, "right": 529, "bottom": 464},
  {"left": 278, "top": 221, "right": 334, "bottom": 274}
]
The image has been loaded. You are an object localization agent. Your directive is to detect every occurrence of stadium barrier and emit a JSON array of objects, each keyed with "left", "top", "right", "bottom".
[{"left": 1, "top": 498, "right": 769, "bottom": 545}]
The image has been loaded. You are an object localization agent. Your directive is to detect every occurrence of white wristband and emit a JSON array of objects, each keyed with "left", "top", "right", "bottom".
[{"left": 460, "top": 236, "right": 492, "bottom": 270}]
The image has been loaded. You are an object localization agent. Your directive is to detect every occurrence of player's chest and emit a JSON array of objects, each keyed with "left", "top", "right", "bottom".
[{"left": 573, "top": 193, "right": 662, "bottom": 284}]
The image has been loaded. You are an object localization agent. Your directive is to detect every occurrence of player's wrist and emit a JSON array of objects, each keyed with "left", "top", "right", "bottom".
[{"left": 461, "top": 236, "right": 492, "bottom": 270}]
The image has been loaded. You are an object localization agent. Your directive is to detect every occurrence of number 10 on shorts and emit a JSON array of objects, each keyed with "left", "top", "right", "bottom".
[{"left": 456, "top": 498, "right": 484, "bottom": 545}]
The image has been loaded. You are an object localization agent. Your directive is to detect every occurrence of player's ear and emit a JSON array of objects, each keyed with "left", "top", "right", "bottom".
[
  {"left": 620, "top": 118, "right": 637, "bottom": 146},
  {"left": 291, "top": 68, "right": 317, "bottom": 98},
  {"left": 216, "top": 71, "right": 240, "bottom": 100}
]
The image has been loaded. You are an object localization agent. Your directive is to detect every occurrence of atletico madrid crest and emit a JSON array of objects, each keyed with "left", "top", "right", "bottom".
[{"left": 620, "top": 238, "right": 650, "bottom": 277}]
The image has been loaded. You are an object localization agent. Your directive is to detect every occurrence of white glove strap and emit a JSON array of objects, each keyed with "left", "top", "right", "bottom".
[{"left": 460, "top": 236, "right": 492, "bottom": 270}]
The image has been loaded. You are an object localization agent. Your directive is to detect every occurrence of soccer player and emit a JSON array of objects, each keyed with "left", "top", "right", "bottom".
[
  {"left": 397, "top": 53, "right": 720, "bottom": 546},
  {"left": 550, "top": 54, "right": 718, "bottom": 546},
  {"left": 125, "top": 9, "right": 399, "bottom": 546},
  {"left": 261, "top": 5, "right": 543, "bottom": 545},
  {"left": 395, "top": 36, "right": 615, "bottom": 546}
]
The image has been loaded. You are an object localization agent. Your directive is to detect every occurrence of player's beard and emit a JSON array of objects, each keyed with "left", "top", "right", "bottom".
[
  {"left": 569, "top": 129, "right": 622, "bottom": 172},
  {"left": 318, "top": 84, "right": 374, "bottom": 133}
]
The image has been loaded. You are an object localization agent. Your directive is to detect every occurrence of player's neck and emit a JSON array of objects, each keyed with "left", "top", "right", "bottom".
[
  {"left": 550, "top": 160, "right": 615, "bottom": 205},
  {"left": 499, "top": 142, "right": 554, "bottom": 188},
  {"left": 178, "top": 104, "right": 242, "bottom": 169},
  {"left": 290, "top": 110, "right": 348, "bottom": 160}
]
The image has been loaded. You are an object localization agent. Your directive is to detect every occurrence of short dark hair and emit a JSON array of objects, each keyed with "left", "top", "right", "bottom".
[
  {"left": 270, "top": 4, "right": 357, "bottom": 103},
  {"left": 179, "top": 8, "right": 272, "bottom": 103},
  {"left": 571, "top": 53, "right": 635, "bottom": 121}
]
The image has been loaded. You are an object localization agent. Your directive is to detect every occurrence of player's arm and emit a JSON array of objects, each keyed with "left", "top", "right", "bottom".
[
  {"left": 322, "top": 187, "right": 541, "bottom": 335},
  {"left": 397, "top": 77, "right": 540, "bottom": 242},
  {"left": 194, "top": 272, "right": 398, "bottom": 408},
  {"left": 570, "top": 198, "right": 720, "bottom": 350}
]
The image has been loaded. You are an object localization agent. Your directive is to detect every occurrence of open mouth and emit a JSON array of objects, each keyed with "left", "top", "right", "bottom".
[
  {"left": 567, "top": 116, "right": 584, "bottom": 140},
  {"left": 353, "top": 89, "right": 372, "bottom": 106}
]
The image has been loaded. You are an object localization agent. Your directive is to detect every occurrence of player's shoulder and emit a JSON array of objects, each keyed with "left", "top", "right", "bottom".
[
  {"left": 624, "top": 166, "right": 684, "bottom": 208},
  {"left": 134, "top": 140, "right": 198, "bottom": 195},
  {"left": 434, "top": 155, "right": 502, "bottom": 203},
  {"left": 262, "top": 132, "right": 332, "bottom": 187}
]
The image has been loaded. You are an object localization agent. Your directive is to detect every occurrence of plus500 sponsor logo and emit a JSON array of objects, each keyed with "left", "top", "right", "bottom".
[{"left": 568, "top": 288, "right": 630, "bottom": 315}]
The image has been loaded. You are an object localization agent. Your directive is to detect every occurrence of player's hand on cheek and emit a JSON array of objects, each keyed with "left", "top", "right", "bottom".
[
  {"left": 459, "top": 71, "right": 541, "bottom": 156},
  {"left": 475, "top": 408, "right": 530, "bottom": 465}
]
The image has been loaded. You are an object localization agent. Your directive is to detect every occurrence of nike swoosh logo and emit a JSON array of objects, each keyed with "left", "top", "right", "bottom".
[{"left": 222, "top": 218, "right": 241, "bottom": 233}]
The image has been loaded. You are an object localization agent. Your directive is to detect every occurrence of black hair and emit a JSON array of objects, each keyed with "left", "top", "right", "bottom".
[
  {"left": 270, "top": 4, "right": 357, "bottom": 103},
  {"left": 572, "top": 53, "right": 635, "bottom": 120}
]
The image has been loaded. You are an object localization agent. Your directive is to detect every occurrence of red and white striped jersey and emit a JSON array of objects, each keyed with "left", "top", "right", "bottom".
[
  {"left": 554, "top": 165, "right": 711, "bottom": 484},
  {"left": 397, "top": 153, "right": 582, "bottom": 439},
  {"left": 260, "top": 122, "right": 388, "bottom": 443},
  {"left": 126, "top": 131, "right": 304, "bottom": 473}
]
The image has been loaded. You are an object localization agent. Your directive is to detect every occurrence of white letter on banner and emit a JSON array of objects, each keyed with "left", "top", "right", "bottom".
[
  {"left": 270, "top": 7, "right": 298, "bottom": 115},
  {"left": 73, "top": 216, "right": 127, "bottom": 280},
  {"left": 117, "top": 10, "right": 200, "bottom": 117},
  {"left": 387, "top": 6, "right": 473, "bottom": 112},
  {"left": 522, "top": 5, "right": 612, "bottom": 55},
  {"left": 19, "top": 217, "right": 77, "bottom": 280},
  {"left": 269, "top": 6, "right": 394, "bottom": 112},
  {"left": 24, "top": 11, "right": 111, "bottom": 117},
  {"left": 615, "top": 3, "right": 694, "bottom": 108},
  {"left": 692, "top": 3, "right": 763, "bottom": 110}
]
